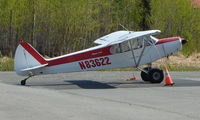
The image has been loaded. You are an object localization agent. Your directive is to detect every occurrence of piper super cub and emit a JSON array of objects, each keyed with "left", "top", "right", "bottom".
[{"left": 14, "top": 30, "right": 188, "bottom": 85}]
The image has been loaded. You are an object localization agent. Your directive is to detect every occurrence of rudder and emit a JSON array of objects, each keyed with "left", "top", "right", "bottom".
[{"left": 14, "top": 40, "right": 47, "bottom": 76}]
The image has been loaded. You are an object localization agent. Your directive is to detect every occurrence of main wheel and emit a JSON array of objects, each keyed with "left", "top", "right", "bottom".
[
  {"left": 149, "top": 68, "right": 164, "bottom": 83},
  {"left": 141, "top": 67, "right": 151, "bottom": 81}
]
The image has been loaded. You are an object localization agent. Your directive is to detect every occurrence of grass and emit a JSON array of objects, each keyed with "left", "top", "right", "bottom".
[
  {"left": 99, "top": 66, "right": 200, "bottom": 72},
  {"left": 99, "top": 64, "right": 200, "bottom": 72},
  {"left": 0, "top": 57, "right": 14, "bottom": 71},
  {"left": 0, "top": 57, "right": 199, "bottom": 72},
  {"left": 160, "top": 64, "right": 200, "bottom": 72}
]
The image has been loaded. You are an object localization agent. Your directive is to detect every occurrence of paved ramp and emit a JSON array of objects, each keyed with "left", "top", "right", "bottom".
[{"left": 0, "top": 72, "right": 200, "bottom": 120}]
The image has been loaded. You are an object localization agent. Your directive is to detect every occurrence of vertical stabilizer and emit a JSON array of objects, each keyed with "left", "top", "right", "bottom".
[{"left": 14, "top": 40, "right": 47, "bottom": 76}]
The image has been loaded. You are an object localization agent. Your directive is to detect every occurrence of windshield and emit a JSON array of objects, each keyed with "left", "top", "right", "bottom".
[{"left": 150, "top": 36, "right": 158, "bottom": 44}]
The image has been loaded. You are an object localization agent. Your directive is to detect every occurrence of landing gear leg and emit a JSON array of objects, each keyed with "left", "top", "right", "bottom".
[
  {"left": 21, "top": 76, "right": 32, "bottom": 86},
  {"left": 141, "top": 66, "right": 152, "bottom": 81},
  {"left": 147, "top": 63, "right": 152, "bottom": 69},
  {"left": 140, "top": 63, "right": 152, "bottom": 81}
]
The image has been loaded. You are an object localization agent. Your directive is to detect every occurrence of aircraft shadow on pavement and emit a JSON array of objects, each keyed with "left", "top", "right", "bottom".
[
  {"left": 64, "top": 80, "right": 162, "bottom": 89},
  {"left": 66, "top": 80, "right": 116, "bottom": 89},
  {"left": 29, "top": 80, "right": 160, "bottom": 89},
  {"left": 15, "top": 79, "right": 200, "bottom": 89},
  {"left": 29, "top": 80, "right": 117, "bottom": 89}
]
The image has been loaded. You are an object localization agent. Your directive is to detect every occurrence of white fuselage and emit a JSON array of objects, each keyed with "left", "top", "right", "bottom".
[
  {"left": 14, "top": 29, "right": 184, "bottom": 77},
  {"left": 30, "top": 38, "right": 182, "bottom": 76}
]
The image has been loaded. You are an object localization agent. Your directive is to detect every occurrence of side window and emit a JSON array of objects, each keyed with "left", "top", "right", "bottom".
[
  {"left": 110, "top": 42, "right": 130, "bottom": 54},
  {"left": 110, "top": 44, "right": 121, "bottom": 54},
  {"left": 110, "top": 37, "right": 147, "bottom": 54},
  {"left": 136, "top": 39, "right": 143, "bottom": 49},
  {"left": 120, "top": 41, "right": 130, "bottom": 52},
  {"left": 130, "top": 38, "right": 143, "bottom": 49}
]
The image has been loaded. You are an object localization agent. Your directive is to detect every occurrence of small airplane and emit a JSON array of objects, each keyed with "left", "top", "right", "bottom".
[{"left": 14, "top": 30, "right": 188, "bottom": 85}]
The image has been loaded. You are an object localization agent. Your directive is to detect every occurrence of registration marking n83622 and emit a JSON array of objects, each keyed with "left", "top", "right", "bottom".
[{"left": 79, "top": 57, "right": 111, "bottom": 70}]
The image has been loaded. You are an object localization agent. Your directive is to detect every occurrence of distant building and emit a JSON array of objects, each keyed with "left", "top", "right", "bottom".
[{"left": 191, "top": 0, "right": 200, "bottom": 8}]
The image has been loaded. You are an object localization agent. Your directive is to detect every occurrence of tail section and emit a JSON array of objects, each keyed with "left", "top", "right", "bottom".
[{"left": 14, "top": 40, "right": 47, "bottom": 76}]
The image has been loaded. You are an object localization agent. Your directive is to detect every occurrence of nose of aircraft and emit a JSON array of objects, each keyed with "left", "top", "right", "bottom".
[{"left": 181, "top": 38, "right": 188, "bottom": 45}]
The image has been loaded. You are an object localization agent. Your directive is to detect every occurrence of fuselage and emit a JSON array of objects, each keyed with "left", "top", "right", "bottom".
[{"left": 30, "top": 36, "right": 183, "bottom": 76}]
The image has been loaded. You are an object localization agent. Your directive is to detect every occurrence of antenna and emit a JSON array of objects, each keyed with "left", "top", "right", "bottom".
[{"left": 119, "top": 24, "right": 131, "bottom": 33}]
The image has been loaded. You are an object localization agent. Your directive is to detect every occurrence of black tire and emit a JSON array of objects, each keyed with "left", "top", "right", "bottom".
[
  {"left": 21, "top": 80, "right": 26, "bottom": 85},
  {"left": 141, "top": 67, "right": 151, "bottom": 81},
  {"left": 149, "top": 68, "right": 164, "bottom": 83}
]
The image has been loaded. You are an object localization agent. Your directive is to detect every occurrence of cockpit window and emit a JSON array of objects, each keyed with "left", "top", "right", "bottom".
[
  {"left": 149, "top": 36, "right": 158, "bottom": 44},
  {"left": 129, "top": 38, "right": 143, "bottom": 49},
  {"left": 110, "top": 36, "right": 156, "bottom": 54},
  {"left": 110, "top": 44, "right": 121, "bottom": 54},
  {"left": 120, "top": 41, "right": 130, "bottom": 52}
]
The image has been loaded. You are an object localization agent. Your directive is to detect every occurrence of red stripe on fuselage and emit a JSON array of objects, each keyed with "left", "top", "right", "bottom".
[
  {"left": 20, "top": 41, "right": 47, "bottom": 64},
  {"left": 155, "top": 37, "right": 181, "bottom": 45},
  {"left": 47, "top": 46, "right": 112, "bottom": 67}
]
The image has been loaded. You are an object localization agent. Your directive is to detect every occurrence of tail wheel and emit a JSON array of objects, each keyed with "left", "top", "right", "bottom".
[
  {"left": 141, "top": 67, "right": 151, "bottom": 81},
  {"left": 21, "top": 80, "right": 26, "bottom": 85},
  {"left": 149, "top": 68, "right": 164, "bottom": 83}
]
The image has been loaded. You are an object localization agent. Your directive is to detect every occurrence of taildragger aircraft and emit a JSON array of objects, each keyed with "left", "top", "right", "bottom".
[{"left": 14, "top": 30, "right": 188, "bottom": 85}]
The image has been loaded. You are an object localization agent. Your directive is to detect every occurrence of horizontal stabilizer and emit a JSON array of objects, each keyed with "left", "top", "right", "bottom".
[{"left": 21, "top": 63, "right": 48, "bottom": 72}]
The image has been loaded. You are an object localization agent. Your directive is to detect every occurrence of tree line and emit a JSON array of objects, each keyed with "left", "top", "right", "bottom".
[{"left": 0, "top": 0, "right": 200, "bottom": 57}]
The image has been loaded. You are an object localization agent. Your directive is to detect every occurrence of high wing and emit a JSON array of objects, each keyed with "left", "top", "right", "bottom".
[{"left": 94, "top": 30, "right": 161, "bottom": 45}]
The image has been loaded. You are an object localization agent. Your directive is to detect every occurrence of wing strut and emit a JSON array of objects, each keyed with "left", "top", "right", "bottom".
[
  {"left": 128, "top": 37, "right": 148, "bottom": 73},
  {"left": 136, "top": 38, "right": 147, "bottom": 67},
  {"left": 127, "top": 40, "right": 138, "bottom": 80},
  {"left": 128, "top": 40, "right": 137, "bottom": 66}
]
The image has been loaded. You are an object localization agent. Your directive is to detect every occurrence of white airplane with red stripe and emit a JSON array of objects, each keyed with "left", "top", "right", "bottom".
[{"left": 14, "top": 30, "right": 188, "bottom": 85}]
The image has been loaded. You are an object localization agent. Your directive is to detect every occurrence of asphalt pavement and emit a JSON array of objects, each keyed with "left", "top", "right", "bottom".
[{"left": 0, "top": 71, "right": 200, "bottom": 120}]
